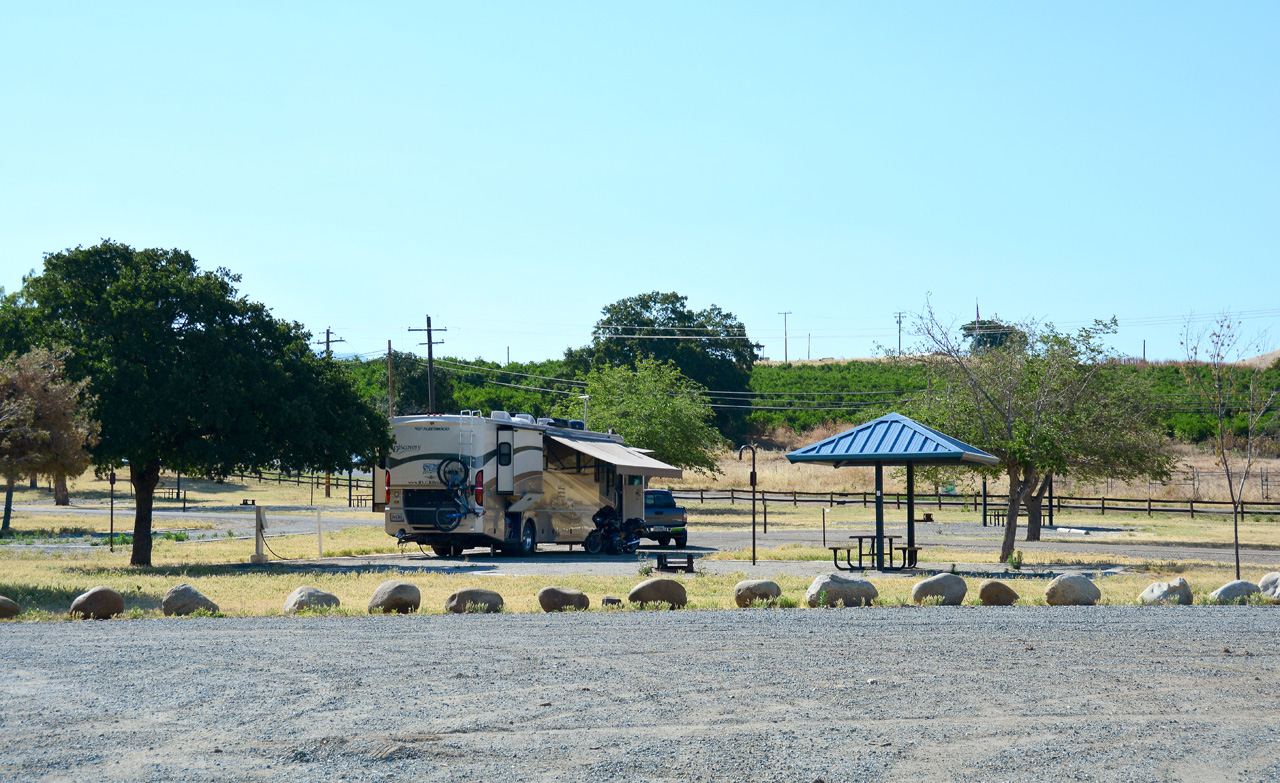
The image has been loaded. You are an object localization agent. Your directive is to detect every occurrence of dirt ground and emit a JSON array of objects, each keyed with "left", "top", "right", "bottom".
[{"left": 2, "top": 608, "right": 1277, "bottom": 782}]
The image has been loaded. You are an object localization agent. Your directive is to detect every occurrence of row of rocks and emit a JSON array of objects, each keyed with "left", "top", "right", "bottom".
[{"left": 10, "top": 570, "right": 1280, "bottom": 620}]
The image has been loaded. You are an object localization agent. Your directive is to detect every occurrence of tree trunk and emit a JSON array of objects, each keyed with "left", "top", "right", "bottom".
[
  {"left": 29, "top": 474, "right": 37, "bottom": 489},
  {"left": 54, "top": 472, "right": 70, "bottom": 506},
  {"left": 2, "top": 477, "right": 14, "bottom": 534},
  {"left": 1001, "top": 464, "right": 1038, "bottom": 562},
  {"left": 1024, "top": 473, "right": 1053, "bottom": 542},
  {"left": 1000, "top": 466, "right": 1021, "bottom": 562},
  {"left": 130, "top": 459, "right": 161, "bottom": 566}
]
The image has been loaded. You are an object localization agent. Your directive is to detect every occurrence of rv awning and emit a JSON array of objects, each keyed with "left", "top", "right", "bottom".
[{"left": 548, "top": 435, "right": 683, "bottom": 479}]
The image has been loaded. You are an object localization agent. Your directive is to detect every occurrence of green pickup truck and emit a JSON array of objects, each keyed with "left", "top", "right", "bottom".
[{"left": 642, "top": 489, "right": 688, "bottom": 548}]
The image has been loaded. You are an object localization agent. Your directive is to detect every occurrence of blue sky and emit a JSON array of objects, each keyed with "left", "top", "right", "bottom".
[{"left": 2, "top": 2, "right": 1276, "bottom": 364}]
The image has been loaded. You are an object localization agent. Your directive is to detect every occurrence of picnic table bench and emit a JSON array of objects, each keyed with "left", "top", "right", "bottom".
[
  {"left": 830, "top": 534, "right": 921, "bottom": 571},
  {"left": 654, "top": 551, "right": 699, "bottom": 573}
]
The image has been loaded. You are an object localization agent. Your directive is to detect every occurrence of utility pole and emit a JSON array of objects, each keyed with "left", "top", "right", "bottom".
[
  {"left": 313, "top": 328, "right": 346, "bottom": 498},
  {"left": 807, "top": 333, "right": 811, "bottom": 360},
  {"left": 778, "top": 311, "right": 793, "bottom": 363},
  {"left": 387, "top": 340, "right": 395, "bottom": 417},
  {"left": 314, "top": 327, "right": 346, "bottom": 359},
  {"left": 409, "top": 315, "right": 447, "bottom": 414},
  {"left": 894, "top": 311, "right": 906, "bottom": 354}
]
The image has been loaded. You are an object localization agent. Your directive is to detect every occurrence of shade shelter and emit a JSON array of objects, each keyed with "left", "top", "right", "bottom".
[{"left": 786, "top": 413, "right": 999, "bottom": 570}]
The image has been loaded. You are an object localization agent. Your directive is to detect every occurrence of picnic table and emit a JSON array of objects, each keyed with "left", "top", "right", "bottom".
[{"left": 829, "top": 533, "right": 921, "bottom": 571}]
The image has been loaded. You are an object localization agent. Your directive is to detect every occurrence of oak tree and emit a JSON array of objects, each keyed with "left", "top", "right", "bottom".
[{"left": 9, "top": 241, "right": 389, "bottom": 565}]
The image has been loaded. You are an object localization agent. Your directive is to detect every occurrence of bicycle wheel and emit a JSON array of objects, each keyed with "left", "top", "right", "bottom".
[
  {"left": 436, "top": 457, "right": 469, "bottom": 488},
  {"left": 434, "top": 506, "right": 463, "bottom": 532}
]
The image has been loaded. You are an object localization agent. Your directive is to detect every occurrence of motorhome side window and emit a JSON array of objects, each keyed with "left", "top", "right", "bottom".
[{"left": 497, "top": 441, "right": 512, "bottom": 467}]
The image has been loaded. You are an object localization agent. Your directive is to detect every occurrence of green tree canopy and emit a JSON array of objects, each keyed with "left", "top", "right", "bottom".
[
  {"left": 564, "top": 292, "right": 759, "bottom": 442},
  {"left": 8, "top": 241, "right": 389, "bottom": 565},
  {"left": 912, "top": 306, "right": 1173, "bottom": 561},
  {"left": 555, "top": 358, "right": 724, "bottom": 475}
]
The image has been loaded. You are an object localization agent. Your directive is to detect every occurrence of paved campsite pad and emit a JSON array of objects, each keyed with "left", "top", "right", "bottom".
[{"left": 2, "top": 608, "right": 1278, "bottom": 782}]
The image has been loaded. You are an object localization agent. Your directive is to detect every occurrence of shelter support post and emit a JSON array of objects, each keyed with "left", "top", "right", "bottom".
[
  {"left": 1048, "top": 474, "right": 1054, "bottom": 527},
  {"left": 982, "top": 480, "right": 988, "bottom": 526},
  {"left": 906, "top": 463, "right": 915, "bottom": 551},
  {"left": 875, "top": 462, "right": 885, "bottom": 570}
]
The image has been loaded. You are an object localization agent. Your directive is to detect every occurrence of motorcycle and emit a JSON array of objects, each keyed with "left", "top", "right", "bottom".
[{"left": 586, "top": 506, "right": 643, "bottom": 555}]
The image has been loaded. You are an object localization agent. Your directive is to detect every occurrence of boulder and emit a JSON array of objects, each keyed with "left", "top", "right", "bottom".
[
  {"left": 911, "top": 573, "right": 967, "bottom": 605},
  {"left": 69, "top": 586, "right": 125, "bottom": 619},
  {"left": 283, "top": 586, "right": 341, "bottom": 615},
  {"left": 1044, "top": 574, "right": 1101, "bottom": 606},
  {"left": 161, "top": 584, "right": 219, "bottom": 616},
  {"left": 537, "top": 587, "right": 590, "bottom": 613},
  {"left": 977, "top": 579, "right": 1019, "bottom": 606},
  {"left": 601, "top": 596, "right": 623, "bottom": 607},
  {"left": 733, "top": 579, "right": 782, "bottom": 608},
  {"left": 0, "top": 595, "right": 19, "bottom": 619},
  {"left": 1137, "top": 577, "right": 1192, "bottom": 606},
  {"left": 445, "top": 588, "right": 504, "bottom": 614},
  {"left": 368, "top": 580, "right": 421, "bottom": 614},
  {"left": 1209, "top": 580, "right": 1260, "bottom": 605},
  {"left": 628, "top": 578, "right": 687, "bottom": 608},
  {"left": 805, "top": 573, "right": 878, "bottom": 608},
  {"left": 1258, "top": 572, "right": 1280, "bottom": 603}
]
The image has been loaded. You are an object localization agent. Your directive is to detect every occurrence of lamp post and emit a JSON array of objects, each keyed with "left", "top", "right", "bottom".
[
  {"left": 108, "top": 470, "right": 116, "bottom": 552},
  {"left": 578, "top": 394, "right": 590, "bottom": 428},
  {"left": 737, "top": 444, "right": 757, "bottom": 565}
]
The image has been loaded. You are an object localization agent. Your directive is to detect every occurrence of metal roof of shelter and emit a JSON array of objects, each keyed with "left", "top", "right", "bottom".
[{"left": 786, "top": 413, "right": 999, "bottom": 468}]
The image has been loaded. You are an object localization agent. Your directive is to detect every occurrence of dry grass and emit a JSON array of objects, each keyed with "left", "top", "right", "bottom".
[
  {"left": 0, "top": 513, "right": 213, "bottom": 537},
  {"left": 3, "top": 544, "right": 1270, "bottom": 620},
  {"left": 7, "top": 470, "right": 376, "bottom": 515}
]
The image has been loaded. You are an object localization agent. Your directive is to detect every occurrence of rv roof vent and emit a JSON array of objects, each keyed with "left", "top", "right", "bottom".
[
  {"left": 568, "top": 419, "right": 586, "bottom": 430},
  {"left": 537, "top": 417, "right": 555, "bottom": 426},
  {"left": 512, "top": 413, "right": 536, "bottom": 424},
  {"left": 491, "top": 410, "right": 512, "bottom": 422}
]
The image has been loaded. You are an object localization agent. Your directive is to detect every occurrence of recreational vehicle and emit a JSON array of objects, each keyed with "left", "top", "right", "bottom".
[{"left": 376, "top": 411, "right": 683, "bottom": 556}]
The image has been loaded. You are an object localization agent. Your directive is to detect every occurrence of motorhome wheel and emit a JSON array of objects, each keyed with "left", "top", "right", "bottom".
[{"left": 520, "top": 521, "right": 536, "bottom": 555}]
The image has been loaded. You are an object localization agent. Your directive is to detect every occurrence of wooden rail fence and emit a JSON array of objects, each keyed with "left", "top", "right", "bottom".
[{"left": 667, "top": 488, "right": 1280, "bottom": 522}]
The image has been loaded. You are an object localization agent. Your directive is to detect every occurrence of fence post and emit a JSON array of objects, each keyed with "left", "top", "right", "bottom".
[
  {"left": 1190, "top": 500, "right": 1195, "bottom": 519},
  {"left": 700, "top": 488, "right": 704, "bottom": 504},
  {"left": 730, "top": 487, "right": 734, "bottom": 505},
  {"left": 1147, "top": 497, "right": 1151, "bottom": 517},
  {"left": 793, "top": 491, "right": 797, "bottom": 507},
  {"left": 1100, "top": 496, "right": 1106, "bottom": 516}
]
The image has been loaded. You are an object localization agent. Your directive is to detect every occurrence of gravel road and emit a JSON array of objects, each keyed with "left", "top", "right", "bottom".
[{"left": 3, "top": 608, "right": 1277, "bottom": 782}]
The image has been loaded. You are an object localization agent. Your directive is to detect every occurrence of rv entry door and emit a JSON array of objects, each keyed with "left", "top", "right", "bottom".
[{"left": 496, "top": 427, "right": 515, "bottom": 494}]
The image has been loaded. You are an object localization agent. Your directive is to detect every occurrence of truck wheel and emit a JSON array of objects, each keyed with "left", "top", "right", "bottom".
[
  {"left": 674, "top": 534, "right": 687, "bottom": 549},
  {"left": 655, "top": 535, "right": 671, "bottom": 547},
  {"left": 431, "top": 544, "right": 452, "bottom": 557},
  {"left": 519, "top": 521, "right": 537, "bottom": 555},
  {"left": 584, "top": 530, "right": 604, "bottom": 554}
]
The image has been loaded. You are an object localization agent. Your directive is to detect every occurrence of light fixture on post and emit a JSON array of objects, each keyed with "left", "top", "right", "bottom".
[{"left": 578, "top": 394, "right": 590, "bottom": 428}]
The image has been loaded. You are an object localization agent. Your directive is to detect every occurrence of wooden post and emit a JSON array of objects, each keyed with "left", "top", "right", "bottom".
[
  {"left": 730, "top": 487, "right": 734, "bottom": 505},
  {"left": 1190, "top": 500, "right": 1195, "bottom": 519},
  {"left": 1100, "top": 496, "right": 1106, "bottom": 516},
  {"left": 250, "top": 506, "right": 267, "bottom": 563}
]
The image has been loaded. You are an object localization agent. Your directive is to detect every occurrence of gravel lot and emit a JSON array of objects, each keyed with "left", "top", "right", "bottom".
[{"left": 3, "top": 608, "right": 1278, "bottom": 782}]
